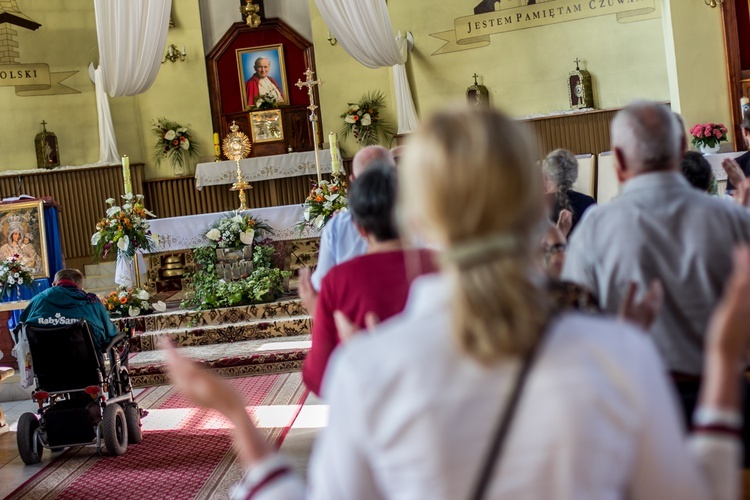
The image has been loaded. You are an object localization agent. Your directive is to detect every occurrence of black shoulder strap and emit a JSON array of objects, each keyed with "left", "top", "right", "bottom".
[{"left": 468, "top": 332, "right": 546, "bottom": 500}]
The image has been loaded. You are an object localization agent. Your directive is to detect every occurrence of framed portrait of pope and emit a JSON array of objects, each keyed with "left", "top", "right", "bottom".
[
  {"left": 0, "top": 200, "right": 48, "bottom": 279},
  {"left": 237, "top": 44, "right": 289, "bottom": 110}
]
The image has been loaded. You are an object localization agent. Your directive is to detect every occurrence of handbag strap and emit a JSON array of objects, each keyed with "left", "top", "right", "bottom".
[{"left": 468, "top": 332, "right": 546, "bottom": 500}]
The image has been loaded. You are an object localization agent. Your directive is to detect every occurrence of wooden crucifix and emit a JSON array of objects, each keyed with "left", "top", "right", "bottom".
[{"left": 296, "top": 69, "right": 324, "bottom": 184}]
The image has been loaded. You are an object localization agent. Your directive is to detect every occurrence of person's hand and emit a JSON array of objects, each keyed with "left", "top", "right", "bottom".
[
  {"left": 556, "top": 209, "right": 573, "bottom": 238},
  {"left": 298, "top": 267, "right": 318, "bottom": 316},
  {"left": 735, "top": 178, "right": 750, "bottom": 207},
  {"left": 333, "top": 310, "right": 379, "bottom": 343},
  {"left": 161, "top": 338, "right": 245, "bottom": 419},
  {"left": 618, "top": 281, "right": 663, "bottom": 331},
  {"left": 705, "top": 247, "right": 750, "bottom": 364},
  {"left": 722, "top": 158, "right": 746, "bottom": 189}
]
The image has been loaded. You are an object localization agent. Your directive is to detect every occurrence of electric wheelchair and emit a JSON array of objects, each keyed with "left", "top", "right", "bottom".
[{"left": 15, "top": 320, "right": 143, "bottom": 465}]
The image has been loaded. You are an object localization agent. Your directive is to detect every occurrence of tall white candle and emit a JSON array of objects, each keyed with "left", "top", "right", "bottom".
[
  {"left": 122, "top": 155, "right": 132, "bottom": 195},
  {"left": 329, "top": 132, "right": 340, "bottom": 175}
]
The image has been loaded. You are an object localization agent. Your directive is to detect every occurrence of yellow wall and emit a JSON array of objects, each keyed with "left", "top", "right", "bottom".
[
  {"left": 310, "top": 1, "right": 673, "bottom": 153},
  {"left": 0, "top": 0, "right": 213, "bottom": 179}
]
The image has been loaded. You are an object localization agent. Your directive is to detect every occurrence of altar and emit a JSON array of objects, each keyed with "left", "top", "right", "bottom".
[{"left": 194, "top": 149, "right": 334, "bottom": 190}]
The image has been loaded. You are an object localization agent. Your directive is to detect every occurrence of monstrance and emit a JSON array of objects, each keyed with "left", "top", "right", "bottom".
[{"left": 222, "top": 121, "right": 253, "bottom": 210}]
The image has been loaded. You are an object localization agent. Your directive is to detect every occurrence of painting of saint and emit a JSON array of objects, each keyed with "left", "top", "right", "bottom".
[
  {"left": 237, "top": 44, "right": 289, "bottom": 110},
  {"left": 0, "top": 200, "right": 48, "bottom": 279}
]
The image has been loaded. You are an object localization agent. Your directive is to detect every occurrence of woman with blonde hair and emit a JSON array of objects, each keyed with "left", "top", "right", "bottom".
[{"left": 165, "top": 107, "right": 747, "bottom": 500}]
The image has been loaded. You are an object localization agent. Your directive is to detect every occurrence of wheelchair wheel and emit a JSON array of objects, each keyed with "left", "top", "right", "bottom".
[
  {"left": 124, "top": 404, "right": 143, "bottom": 444},
  {"left": 102, "top": 404, "right": 128, "bottom": 456},
  {"left": 17, "top": 413, "right": 43, "bottom": 465}
]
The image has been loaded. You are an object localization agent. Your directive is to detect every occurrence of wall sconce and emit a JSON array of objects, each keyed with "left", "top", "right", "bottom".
[
  {"left": 327, "top": 31, "right": 337, "bottom": 46},
  {"left": 705, "top": 0, "right": 724, "bottom": 6},
  {"left": 162, "top": 44, "right": 186, "bottom": 64}
]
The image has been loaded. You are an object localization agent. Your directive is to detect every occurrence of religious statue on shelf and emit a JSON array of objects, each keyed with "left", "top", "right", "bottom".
[
  {"left": 34, "top": 121, "right": 60, "bottom": 169},
  {"left": 466, "top": 73, "right": 489, "bottom": 108},
  {"left": 568, "top": 58, "right": 595, "bottom": 110}
]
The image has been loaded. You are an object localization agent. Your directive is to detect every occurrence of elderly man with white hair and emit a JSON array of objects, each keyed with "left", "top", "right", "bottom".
[
  {"left": 563, "top": 100, "right": 750, "bottom": 462},
  {"left": 298, "top": 145, "right": 395, "bottom": 312}
]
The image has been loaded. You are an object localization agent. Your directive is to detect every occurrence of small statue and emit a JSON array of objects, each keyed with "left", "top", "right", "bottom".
[
  {"left": 34, "top": 121, "right": 60, "bottom": 169},
  {"left": 466, "top": 74, "right": 490, "bottom": 108},
  {"left": 568, "top": 59, "right": 595, "bottom": 110}
]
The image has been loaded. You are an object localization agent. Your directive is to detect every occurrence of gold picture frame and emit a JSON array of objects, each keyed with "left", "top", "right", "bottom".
[
  {"left": 249, "top": 109, "right": 284, "bottom": 143},
  {"left": 0, "top": 200, "right": 49, "bottom": 279},
  {"left": 237, "top": 44, "right": 289, "bottom": 110}
]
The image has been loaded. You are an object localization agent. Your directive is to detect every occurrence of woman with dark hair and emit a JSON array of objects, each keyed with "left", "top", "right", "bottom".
[
  {"left": 542, "top": 149, "right": 596, "bottom": 234},
  {"left": 680, "top": 151, "right": 714, "bottom": 192},
  {"left": 301, "top": 163, "right": 436, "bottom": 396}
]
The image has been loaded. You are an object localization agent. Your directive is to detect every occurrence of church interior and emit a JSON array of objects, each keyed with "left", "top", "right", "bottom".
[{"left": 2, "top": 0, "right": 750, "bottom": 498}]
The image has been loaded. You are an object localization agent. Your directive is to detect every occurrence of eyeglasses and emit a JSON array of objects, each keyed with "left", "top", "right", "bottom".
[{"left": 543, "top": 243, "right": 566, "bottom": 257}]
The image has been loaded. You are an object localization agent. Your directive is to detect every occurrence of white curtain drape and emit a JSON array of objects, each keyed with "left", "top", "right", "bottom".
[
  {"left": 93, "top": 0, "right": 172, "bottom": 163},
  {"left": 313, "top": 0, "right": 418, "bottom": 134}
]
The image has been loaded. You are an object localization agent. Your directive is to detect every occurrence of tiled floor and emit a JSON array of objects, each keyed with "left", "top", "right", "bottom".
[{"left": 0, "top": 387, "right": 325, "bottom": 498}]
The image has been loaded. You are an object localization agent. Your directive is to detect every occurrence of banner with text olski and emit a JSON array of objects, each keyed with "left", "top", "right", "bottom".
[
  {"left": 0, "top": 63, "right": 78, "bottom": 96},
  {"left": 431, "top": 0, "right": 657, "bottom": 55}
]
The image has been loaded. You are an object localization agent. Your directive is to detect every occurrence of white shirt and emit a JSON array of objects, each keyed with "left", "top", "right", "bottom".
[
  {"left": 311, "top": 211, "right": 368, "bottom": 291},
  {"left": 562, "top": 171, "right": 750, "bottom": 374},
  {"left": 240, "top": 274, "right": 739, "bottom": 500}
]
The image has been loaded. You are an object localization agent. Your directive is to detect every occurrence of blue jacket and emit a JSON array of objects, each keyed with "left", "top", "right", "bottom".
[{"left": 19, "top": 285, "right": 118, "bottom": 351}]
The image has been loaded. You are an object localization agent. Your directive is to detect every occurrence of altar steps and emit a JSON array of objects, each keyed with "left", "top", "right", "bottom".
[{"left": 120, "top": 297, "right": 312, "bottom": 387}]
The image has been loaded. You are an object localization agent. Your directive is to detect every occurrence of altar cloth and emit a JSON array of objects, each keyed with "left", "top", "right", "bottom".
[
  {"left": 194, "top": 150, "right": 334, "bottom": 190},
  {"left": 147, "top": 204, "right": 318, "bottom": 253}
]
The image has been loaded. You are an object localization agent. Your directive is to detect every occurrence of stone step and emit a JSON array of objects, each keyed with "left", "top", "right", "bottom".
[
  {"left": 130, "top": 314, "right": 311, "bottom": 352},
  {"left": 129, "top": 335, "right": 310, "bottom": 387},
  {"left": 112, "top": 296, "right": 308, "bottom": 334}
]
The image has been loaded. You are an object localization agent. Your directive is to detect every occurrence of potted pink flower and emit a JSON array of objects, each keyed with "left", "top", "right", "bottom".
[{"left": 689, "top": 122, "right": 728, "bottom": 155}]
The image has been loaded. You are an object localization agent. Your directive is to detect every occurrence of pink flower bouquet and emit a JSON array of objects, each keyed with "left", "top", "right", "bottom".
[{"left": 689, "top": 122, "right": 728, "bottom": 150}]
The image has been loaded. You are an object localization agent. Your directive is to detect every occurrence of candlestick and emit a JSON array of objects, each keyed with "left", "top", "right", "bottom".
[
  {"left": 329, "top": 132, "right": 341, "bottom": 176},
  {"left": 122, "top": 155, "right": 132, "bottom": 195},
  {"left": 213, "top": 132, "right": 221, "bottom": 161}
]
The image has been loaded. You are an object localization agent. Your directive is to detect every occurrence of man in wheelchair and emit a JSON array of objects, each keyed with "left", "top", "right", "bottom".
[{"left": 14, "top": 269, "right": 144, "bottom": 464}]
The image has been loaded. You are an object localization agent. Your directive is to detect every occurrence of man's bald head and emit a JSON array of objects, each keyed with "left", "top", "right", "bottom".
[
  {"left": 611, "top": 101, "right": 682, "bottom": 176},
  {"left": 352, "top": 146, "right": 395, "bottom": 178}
]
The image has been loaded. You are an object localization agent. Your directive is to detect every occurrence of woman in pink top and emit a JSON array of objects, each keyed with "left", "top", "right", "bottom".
[{"left": 302, "top": 164, "right": 435, "bottom": 396}]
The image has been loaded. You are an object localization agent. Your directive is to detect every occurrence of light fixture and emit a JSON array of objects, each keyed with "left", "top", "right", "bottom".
[
  {"left": 327, "top": 31, "right": 337, "bottom": 46},
  {"left": 162, "top": 44, "right": 186, "bottom": 64},
  {"left": 705, "top": 0, "right": 724, "bottom": 6}
]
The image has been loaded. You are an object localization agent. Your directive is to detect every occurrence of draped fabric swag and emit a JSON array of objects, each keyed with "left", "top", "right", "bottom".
[
  {"left": 92, "top": 0, "right": 173, "bottom": 164},
  {"left": 313, "top": 0, "right": 418, "bottom": 134}
]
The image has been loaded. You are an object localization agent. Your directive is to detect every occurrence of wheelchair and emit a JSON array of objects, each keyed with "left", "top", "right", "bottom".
[{"left": 15, "top": 320, "right": 143, "bottom": 465}]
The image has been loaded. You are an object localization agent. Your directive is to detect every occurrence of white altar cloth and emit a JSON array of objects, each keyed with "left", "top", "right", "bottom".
[
  {"left": 195, "top": 150, "right": 334, "bottom": 190},
  {"left": 147, "top": 204, "right": 318, "bottom": 253}
]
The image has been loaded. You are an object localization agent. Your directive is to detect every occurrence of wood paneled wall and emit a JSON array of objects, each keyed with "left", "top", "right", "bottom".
[
  {"left": 521, "top": 108, "right": 618, "bottom": 160},
  {"left": 0, "top": 164, "right": 145, "bottom": 264}
]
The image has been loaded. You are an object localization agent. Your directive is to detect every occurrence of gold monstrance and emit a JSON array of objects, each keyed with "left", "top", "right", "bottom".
[
  {"left": 223, "top": 121, "right": 252, "bottom": 210},
  {"left": 295, "top": 69, "right": 323, "bottom": 184}
]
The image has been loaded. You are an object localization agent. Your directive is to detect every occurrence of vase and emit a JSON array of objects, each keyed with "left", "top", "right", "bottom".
[
  {"left": 699, "top": 144, "right": 721, "bottom": 155},
  {"left": 115, "top": 251, "right": 135, "bottom": 288}
]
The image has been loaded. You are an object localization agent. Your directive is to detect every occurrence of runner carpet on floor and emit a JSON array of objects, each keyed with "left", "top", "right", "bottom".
[{"left": 6, "top": 372, "right": 309, "bottom": 500}]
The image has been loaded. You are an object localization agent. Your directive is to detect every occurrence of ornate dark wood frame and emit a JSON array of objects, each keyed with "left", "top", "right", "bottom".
[
  {"left": 205, "top": 18, "right": 322, "bottom": 154},
  {"left": 721, "top": 0, "right": 745, "bottom": 150}
]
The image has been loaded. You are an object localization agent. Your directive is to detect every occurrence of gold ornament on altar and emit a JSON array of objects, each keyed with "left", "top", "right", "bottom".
[{"left": 222, "top": 121, "right": 253, "bottom": 210}]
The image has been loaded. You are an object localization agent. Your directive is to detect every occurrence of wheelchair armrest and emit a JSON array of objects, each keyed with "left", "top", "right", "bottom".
[{"left": 103, "top": 333, "right": 128, "bottom": 353}]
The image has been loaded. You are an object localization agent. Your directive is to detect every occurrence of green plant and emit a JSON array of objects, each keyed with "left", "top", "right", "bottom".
[
  {"left": 152, "top": 117, "right": 199, "bottom": 169},
  {"left": 91, "top": 193, "right": 156, "bottom": 259},
  {"left": 180, "top": 244, "right": 290, "bottom": 311}
]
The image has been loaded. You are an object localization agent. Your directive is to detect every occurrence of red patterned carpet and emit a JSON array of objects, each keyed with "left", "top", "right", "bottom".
[{"left": 6, "top": 372, "right": 308, "bottom": 500}]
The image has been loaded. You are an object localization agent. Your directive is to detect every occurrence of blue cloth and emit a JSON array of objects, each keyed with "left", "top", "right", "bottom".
[
  {"left": 6, "top": 205, "right": 64, "bottom": 330},
  {"left": 311, "top": 211, "right": 368, "bottom": 291}
]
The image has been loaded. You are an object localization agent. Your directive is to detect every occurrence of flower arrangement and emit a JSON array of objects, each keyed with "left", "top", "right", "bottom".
[
  {"left": 251, "top": 92, "right": 281, "bottom": 110},
  {"left": 91, "top": 193, "right": 157, "bottom": 259},
  {"left": 340, "top": 91, "right": 394, "bottom": 147},
  {"left": 0, "top": 255, "right": 33, "bottom": 296},
  {"left": 181, "top": 244, "right": 290, "bottom": 310},
  {"left": 103, "top": 286, "right": 167, "bottom": 318},
  {"left": 297, "top": 177, "right": 348, "bottom": 232},
  {"left": 205, "top": 213, "right": 274, "bottom": 249},
  {"left": 690, "top": 122, "right": 728, "bottom": 150},
  {"left": 152, "top": 117, "right": 199, "bottom": 170}
]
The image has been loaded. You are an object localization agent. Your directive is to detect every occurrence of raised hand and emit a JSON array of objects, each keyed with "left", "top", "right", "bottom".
[
  {"left": 557, "top": 209, "right": 573, "bottom": 238},
  {"left": 618, "top": 280, "right": 663, "bottom": 331},
  {"left": 722, "top": 158, "right": 746, "bottom": 190}
]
